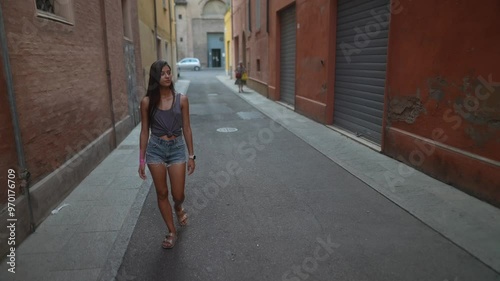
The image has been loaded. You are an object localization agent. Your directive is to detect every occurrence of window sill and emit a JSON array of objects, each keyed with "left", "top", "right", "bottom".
[{"left": 37, "top": 10, "right": 74, "bottom": 26}]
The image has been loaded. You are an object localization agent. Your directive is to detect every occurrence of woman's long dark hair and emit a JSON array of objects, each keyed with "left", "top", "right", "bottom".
[{"left": 146, "top": 60, "right": 176, "bottom": 128}]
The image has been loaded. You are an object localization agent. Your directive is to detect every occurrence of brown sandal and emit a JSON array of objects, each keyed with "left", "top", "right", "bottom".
[
  {"left": 162, "top": 233, "right": 177, "bottom": 249},
  {"left": 176, "top": 209, "right": 188, "bottom": 226}
]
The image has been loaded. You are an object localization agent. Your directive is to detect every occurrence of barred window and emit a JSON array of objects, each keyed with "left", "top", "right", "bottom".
[
  {"left": 36, "top": 0, "right": 54, "bottom": 13},
  {"left": 36, "top": 0, "right": 74, "bottom": 24}
]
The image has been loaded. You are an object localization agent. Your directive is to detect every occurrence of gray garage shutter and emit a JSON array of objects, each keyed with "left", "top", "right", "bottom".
[
  {"left": 334, "top": 0, "right": 390, "bottom": 144},
  {"left": 280, "top": 5, "right": 296, "bottom": 106}
]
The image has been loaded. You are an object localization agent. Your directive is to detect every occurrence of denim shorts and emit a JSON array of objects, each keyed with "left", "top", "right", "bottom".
[{"left": 146, "top": 134, "right": 187, "bottom": 167}]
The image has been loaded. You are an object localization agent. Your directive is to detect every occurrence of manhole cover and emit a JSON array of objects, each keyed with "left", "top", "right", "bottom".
[{"left": 217, "top": 127, "right": 238, "bottom": 133}]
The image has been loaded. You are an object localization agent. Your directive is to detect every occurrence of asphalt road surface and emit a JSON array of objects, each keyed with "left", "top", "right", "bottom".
[{"left": 117, "top": 70, "right": 500, "bottom": 281}]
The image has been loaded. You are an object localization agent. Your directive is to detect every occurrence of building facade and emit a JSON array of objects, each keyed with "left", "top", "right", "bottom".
[
  {"left": 138, "top": 0, "right": 178, "bottom": 82},
  {"left": 224, "top": 8, "right": 232, "bottom": 76},
  {"left": 0, "top": 0, "right": 143, "bottom": 255},
  {"left": 232, "top": 0, "right": 270, "bottom": 95},
  {"left": 233, "top": 0, "right": 500, "bottom": 207},
  {"left": 175, "top": 0, "right": 228, "bottom": 68}
]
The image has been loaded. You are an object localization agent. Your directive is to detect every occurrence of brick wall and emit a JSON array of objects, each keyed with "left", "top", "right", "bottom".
[
  {"left": 0, "top": 48, "right": 19, "bottom": 204},
  {"left": 104, "top": 0, "right": 129, "bottom": 122},
  {"left": 0, "top": 0, "right": 143, "bottom": 201},
  {"left": 131, "top": 0, "right": 145, "bottom": 102}
]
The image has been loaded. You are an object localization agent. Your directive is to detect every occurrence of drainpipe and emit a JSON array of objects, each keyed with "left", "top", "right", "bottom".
[
  {"left": 168, "top": 0, "right": 175, "bottom": 66},
  {"left": 230, "top": 0, "right": 234, "bottom": 78},
  {"left": 154, "top": 0, "right": 159, "bottom": 59},
  {"left": 0, "top": 3, "right": 35, "bottom": 232},
  {"left": 100, "top": 0, "right": 117, "bottom": 148},
  {"left": 173, "top": 1, "right": 180, "bottom": 68}
]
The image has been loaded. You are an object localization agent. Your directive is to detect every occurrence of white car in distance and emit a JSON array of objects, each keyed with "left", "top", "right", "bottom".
[{"left": 176, "top": 58, "right": 201, "bottom": 71}]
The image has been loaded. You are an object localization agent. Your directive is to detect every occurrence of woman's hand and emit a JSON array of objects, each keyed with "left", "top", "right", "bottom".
[
  {"left": 138, "top": 163, "right": 147, "bottom": 180},
  {"left": 187, "top": 159, "right": 196, "bottom": 175}
]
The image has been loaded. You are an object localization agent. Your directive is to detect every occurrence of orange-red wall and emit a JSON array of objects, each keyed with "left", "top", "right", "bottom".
[
  {"left": 250, "top": 0, "right": 269, "bottom": 89},
  {"left": 295, "top": 0, "right": 332, "bottom": 123},
  {"left": 268, "top": 0, "right": 334, "bottom": 123},
  {"left": 232, "top": 0, "right": 270, "bottom": 96},
  {"left": 237, "top": 0, "right": 500, "bottom": 205},
  {"left": 384, "top": 0, "right": 500, "bottom": 205}
]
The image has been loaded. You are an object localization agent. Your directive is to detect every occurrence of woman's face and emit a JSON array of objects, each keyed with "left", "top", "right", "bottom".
[{"left": 159, "top": 65, "right": 172, "bottom": 87}]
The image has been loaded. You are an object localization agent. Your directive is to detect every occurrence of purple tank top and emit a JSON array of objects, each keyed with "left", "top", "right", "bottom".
[{"left": 151, "top": 93, "right": 183, "bottom": 138}]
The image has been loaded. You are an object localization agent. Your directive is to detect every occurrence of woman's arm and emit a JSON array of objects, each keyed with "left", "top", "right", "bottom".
[
  {"left": 138, "top": 96, "right": 150, "bottom": 179},
  {"left": 181, "top": 94, "right": 195, "bottom": 175}
]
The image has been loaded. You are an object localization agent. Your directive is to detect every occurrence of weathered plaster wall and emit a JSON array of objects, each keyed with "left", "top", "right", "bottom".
[
  {"left": 294, "top": 0, "right": 332, "bottom": 123},
  {"left": 267, "top": 0, "right": 333, "bottom": 123},
  {"left": 384, "top": 0, "right": 500, "bottom": 206}
]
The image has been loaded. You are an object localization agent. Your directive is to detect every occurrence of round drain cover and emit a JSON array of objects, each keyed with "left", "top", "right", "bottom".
[{"left": 217, "top": 127, "right": 238, "bottom": 133}]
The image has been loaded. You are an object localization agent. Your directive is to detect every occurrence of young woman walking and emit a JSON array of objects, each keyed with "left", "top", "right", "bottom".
[{"left": 138, "top": 60, "right": 196, "bottom": 249}]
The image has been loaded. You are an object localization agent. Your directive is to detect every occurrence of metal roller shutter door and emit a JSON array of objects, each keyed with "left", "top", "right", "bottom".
[
  {"left": 280, "top": 5, "right": 296, "bottom": 106},
  {"left": 334, "top": 0, "right": 390, "bottom": 144}
]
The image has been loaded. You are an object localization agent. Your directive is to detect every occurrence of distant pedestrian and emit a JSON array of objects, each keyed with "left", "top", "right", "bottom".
[
  {"left": 138, "top": 60, "right": 196, "bottom": 249},
  {"left": 234, "top": 61, "right": 246, "bottom": 93}
]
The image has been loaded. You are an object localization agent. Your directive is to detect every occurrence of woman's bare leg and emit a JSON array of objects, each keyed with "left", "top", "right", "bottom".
[
  {"left": 168, "top": 163, "right": 187, "bottom": 223},
  {"left": 148, "top": 164, "right": 176, "bottom": 235}
]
